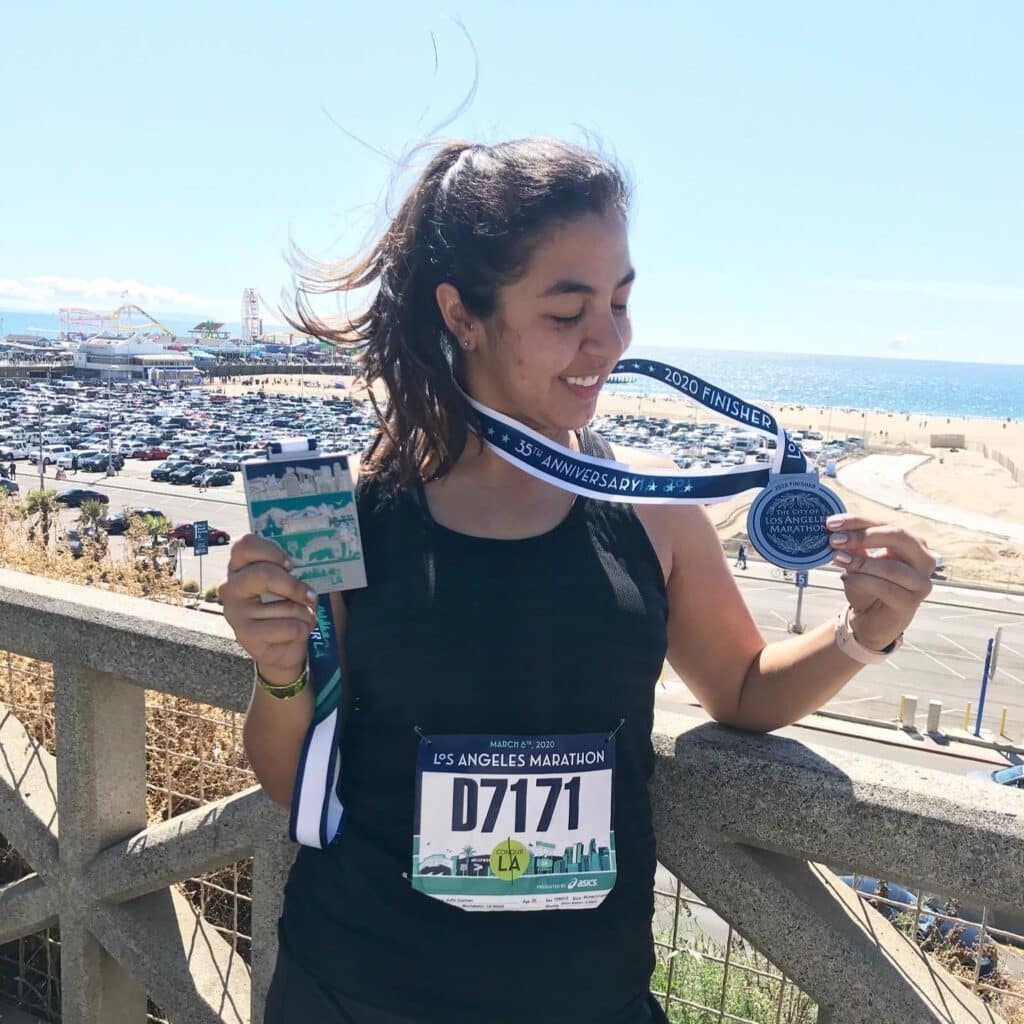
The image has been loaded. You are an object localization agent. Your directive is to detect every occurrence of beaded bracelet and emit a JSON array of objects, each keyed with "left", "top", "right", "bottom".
[{"left": 254, "top": 662, "right": 308, "bottom": 700}]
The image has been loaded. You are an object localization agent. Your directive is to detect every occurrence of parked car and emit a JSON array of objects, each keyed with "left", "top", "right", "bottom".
[
  {"left": 0, "top": 445, "right": 30, "bottom": 460},
  {"left": 56, "top": 487, "right": 110, "bottom": 508},
  {"left": 169, "top": 522, "right": 231, "bottom": 547},
  {"left": 29, "top": 445, "right": 73, "bottom": 465},
  {"left": 56, "top": 449, "right": 100, "bottom": 469},
  {"left": 150, "top": 459, "right": 192, "bottom": 482},
  {"left": 0, "top": 478, "right": 18, "bottom": 495},
  {"left": 168, "top": 464, "right": 206, "bottom": 485},
  {"left": 65, "top": 528, "right": 85, "bottom": 558},
  {"left": 966, "top": 763, "right": 1024, "bottom": 788},
  {"left": 193, "top": 469, "right": 234, "bottom": 488},
  {"left": 138, "top": 446, "right": 172, "bottom": 461},
  {"left": 79, "top": 453, "right": 125, "bottom": 473},
  {"left": 837, "top": 876, "right": 996, "bottom": 977},
  {"left": 100, "top": 506, "right": 166, "bottom": 535}
]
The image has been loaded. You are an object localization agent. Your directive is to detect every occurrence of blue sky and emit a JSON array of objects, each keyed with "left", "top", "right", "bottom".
[{"left": 2, "top": 1, "right": 1021, "bottom": 363}]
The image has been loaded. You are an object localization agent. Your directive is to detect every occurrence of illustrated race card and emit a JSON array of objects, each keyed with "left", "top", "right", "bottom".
[{"left": 241, "top": 439, "right": 367, "bottom": 595}]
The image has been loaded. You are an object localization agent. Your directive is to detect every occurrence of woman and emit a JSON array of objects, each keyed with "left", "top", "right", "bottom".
[{"left": 219, "top": 138, "right": 933, "bottom": 1023}]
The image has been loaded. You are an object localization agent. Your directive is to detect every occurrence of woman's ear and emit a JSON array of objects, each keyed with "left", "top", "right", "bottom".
[{"left": 435, "top": 283, "right": 476, "bottom": 351}]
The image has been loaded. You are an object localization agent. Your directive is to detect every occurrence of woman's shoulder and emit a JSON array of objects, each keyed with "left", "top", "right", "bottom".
[{"left": 605, "top": 441, "right": 715, "bottom": 577}]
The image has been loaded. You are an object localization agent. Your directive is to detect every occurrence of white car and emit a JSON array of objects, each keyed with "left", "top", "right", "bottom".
[
  {"left": 57, "top": 449, "right": 101, "bottom": 469},
  {"left": 28, "top": 445, "right": 73, "bottom": 465},
  {"left": 0, "top": 444, "right": 29, "bottom": 460}
]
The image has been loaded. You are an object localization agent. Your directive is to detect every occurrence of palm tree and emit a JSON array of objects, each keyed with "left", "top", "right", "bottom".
[
  {"left": 24, "top": 488, "right": 61, "bottom": 547},
  {"left": 142, "top": 515, "right": 173, "bottom": 570},
  {"left": 78, "top": 499, "right": 108, "bottom": 559}
]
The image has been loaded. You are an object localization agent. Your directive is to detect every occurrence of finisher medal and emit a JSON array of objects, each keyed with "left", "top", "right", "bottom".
[
  {"left": 466, "top": 357, "right": 846, "bottom": 572},
  {"left": 746, "top": 473, "right": 846, "bottom": 571}
]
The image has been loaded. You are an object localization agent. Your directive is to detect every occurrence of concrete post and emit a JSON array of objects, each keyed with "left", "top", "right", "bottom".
[
  {"left": 53, "top": 662, "right": 148, "bottom": 1024},
  {"left": 251, "top": 831, "right": 297, "bottom": 1024},
  {"left": 926, "top": 700, "right": 943, "bottom": 734},
  {"left": 900, "top": 694, "right": 918, "bottom": 729}
]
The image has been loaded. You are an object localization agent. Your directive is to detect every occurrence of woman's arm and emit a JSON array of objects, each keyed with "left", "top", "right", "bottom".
[
  {"left": 663, "top": 506, "right": 933, "bottom": 733},
  {"left": 243, "top": 666, "right": 315, "bottom": 807},
  {"left": 242, "top": 590, "right": 348, "bottom": 806}
]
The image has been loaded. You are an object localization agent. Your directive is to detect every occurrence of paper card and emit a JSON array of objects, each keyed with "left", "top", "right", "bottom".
[{"left": 241, "top": 449, "right": 367, "bottom": 594}]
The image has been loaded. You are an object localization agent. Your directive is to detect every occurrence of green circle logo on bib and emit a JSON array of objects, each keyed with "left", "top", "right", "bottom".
[{"left": 490, "top": 838, "right": 530, "bottom": 881}]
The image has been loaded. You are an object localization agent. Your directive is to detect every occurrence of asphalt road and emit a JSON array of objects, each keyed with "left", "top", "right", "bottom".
[{"left": 12, "top": 460, "right": 1024, "bottom": 740}]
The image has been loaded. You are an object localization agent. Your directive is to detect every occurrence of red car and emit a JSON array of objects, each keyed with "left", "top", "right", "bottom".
[
  {"left": 139, "top": 447, "right": 172, "bottom": 460},
  {"left": 170, "top": 522, "right": 231, "bottom": 547}
]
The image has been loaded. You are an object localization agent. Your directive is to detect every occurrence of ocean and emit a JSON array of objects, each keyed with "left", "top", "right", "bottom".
[
  {"left": 2, "top": 311, "right": 1021, "bottom": 420},
  {"left": 617, "top": 347, "right": 1024, "bottom": 421}
]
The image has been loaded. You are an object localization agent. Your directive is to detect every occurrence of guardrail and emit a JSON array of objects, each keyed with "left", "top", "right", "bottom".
[{"left": 1, "top": 566, "right": 1021, "bottom": 1023}]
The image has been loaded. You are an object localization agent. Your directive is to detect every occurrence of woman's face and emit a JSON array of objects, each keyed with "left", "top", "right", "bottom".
[{"left": 466, "top": 211, "right": 634, "bottom": 439}]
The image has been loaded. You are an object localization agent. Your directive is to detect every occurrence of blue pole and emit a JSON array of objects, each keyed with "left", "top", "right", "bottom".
[{"left": 974, "top": 638, "right": 994, "bottom": 737}]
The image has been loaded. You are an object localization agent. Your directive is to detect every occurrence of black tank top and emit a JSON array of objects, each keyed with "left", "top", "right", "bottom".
[{"left": 280, "top": 429, "right": 669, "bottom": 1024}]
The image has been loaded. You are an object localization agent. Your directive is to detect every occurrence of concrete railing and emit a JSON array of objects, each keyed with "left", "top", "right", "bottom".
[{"left": 1, "top": 566, "right": 1021, "bottom": 1023}]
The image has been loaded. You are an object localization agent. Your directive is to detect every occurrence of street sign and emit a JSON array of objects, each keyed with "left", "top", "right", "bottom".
[
  {"left": 794, "top": 570, "right": 808, "bottom": 588},
  {"left": 193, "top": 520, "right": 209, "bottom": 557}
]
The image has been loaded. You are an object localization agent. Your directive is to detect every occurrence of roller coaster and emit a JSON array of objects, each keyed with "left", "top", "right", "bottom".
[{"left": 58, "top": 303, "right": 174, "bottom": 342}]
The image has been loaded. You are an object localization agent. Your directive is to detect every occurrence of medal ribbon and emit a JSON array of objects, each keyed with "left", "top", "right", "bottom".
[
  {"left": 465, "top": 358, "right": 811, "bottom": 505},
  {"left": 289, "top": 593, "right": 346, "bottom": 848}
]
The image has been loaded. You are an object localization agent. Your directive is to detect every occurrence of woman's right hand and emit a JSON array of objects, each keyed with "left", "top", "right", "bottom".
[{"left": 218, "top": 535, "right": 318, "bottom": 684}]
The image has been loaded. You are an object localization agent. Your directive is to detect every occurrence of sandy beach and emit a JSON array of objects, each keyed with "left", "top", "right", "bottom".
[{"left": 209, "top": 373, "right": 1024, "bottom": 589}]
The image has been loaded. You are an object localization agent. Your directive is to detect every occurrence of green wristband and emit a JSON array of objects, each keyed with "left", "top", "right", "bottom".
[{"left": 255, "top": 662, "right": 308, "bottom": 700}]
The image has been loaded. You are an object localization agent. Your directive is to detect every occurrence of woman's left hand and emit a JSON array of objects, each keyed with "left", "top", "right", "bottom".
[{"left": 827, "top": 515, "right": 936, "bottom": 651}]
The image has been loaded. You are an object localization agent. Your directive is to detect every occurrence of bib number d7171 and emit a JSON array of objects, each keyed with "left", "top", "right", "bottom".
[{"left": 412, "top": 733, "right": 617, "bottom": 912}]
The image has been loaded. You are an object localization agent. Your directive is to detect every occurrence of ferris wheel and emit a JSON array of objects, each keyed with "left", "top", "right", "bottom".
[{"left": 241, "top": 288, "right": 262, "bottom": 346}]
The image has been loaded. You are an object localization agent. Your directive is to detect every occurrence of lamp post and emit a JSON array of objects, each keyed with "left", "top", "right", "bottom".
[{"left": 106, "top": 375, "right": 115, "bottom": 476}]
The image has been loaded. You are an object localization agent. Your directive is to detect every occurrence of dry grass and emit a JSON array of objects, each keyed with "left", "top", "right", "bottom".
[{"left": 0, "top": 491, "right": 183, "bottom": 602}]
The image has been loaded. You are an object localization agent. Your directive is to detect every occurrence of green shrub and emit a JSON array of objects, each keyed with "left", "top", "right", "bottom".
[
  {"left": 182, "top": 579, "right": 200, "bottom": 594},
  {"left": 204, "top": 587, "right": 220, "bottom": 603}
]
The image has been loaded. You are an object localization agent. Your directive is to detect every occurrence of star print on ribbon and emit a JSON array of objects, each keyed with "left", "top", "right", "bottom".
[{"left": 462, "top": 359, "right": 812, "bottom": 506}]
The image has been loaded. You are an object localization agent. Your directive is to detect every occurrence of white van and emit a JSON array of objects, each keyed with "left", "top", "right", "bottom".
[{"left": 29, "top": 445, "right": 72, "bottom": 466}]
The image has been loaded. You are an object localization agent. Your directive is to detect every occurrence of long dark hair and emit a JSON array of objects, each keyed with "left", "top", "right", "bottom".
[{"left": 288, "top": 137, "right": 630, "bottom": 488}]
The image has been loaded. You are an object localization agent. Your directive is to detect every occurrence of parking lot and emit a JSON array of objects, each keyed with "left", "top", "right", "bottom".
[
  {"left": 1, "top": 377, "right": 377, "bottom": 589},
  {"left": 4, "top": 376, "right": 1023, "bottom": 737}
]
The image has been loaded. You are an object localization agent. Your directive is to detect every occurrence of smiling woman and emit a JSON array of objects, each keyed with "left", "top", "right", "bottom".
[{"left": 215, "top": 136, "right": 935, "bottom": 1024}]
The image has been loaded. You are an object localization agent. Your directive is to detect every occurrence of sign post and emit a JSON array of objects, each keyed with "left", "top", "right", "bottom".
[
  {"left": 193, "top": 520, "right": 209, "bottom": 596},
  {"left": 791, "top": 570, "right": 809, "bottom": 634},
  {"left": 989, "top": 626, "right": 1003, "bottom": 686},
  {"left": 974, "top": 637, "right": 994, "bottom": 737}
]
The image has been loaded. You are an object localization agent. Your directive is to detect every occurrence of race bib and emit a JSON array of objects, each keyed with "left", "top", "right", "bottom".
[{"left": 412, "top": 733, "right": 616, "bottom": 911}]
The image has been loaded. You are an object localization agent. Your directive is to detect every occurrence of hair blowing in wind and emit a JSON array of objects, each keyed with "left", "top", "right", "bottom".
[{"left": 287, "top": 137, "right": 630, "bottom": 488}]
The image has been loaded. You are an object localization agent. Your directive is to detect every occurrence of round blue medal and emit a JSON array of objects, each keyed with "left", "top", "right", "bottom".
[{"left": 746, "top": 474, "right": 846, "bottom": 570}]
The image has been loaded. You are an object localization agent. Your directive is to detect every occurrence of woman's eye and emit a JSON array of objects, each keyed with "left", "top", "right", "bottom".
[
  {"left": 550, "top": 311, "right": 585, "bottom": 326},
  {"left": 612, "top": 303, "right": 629, "bottom": 315}
]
